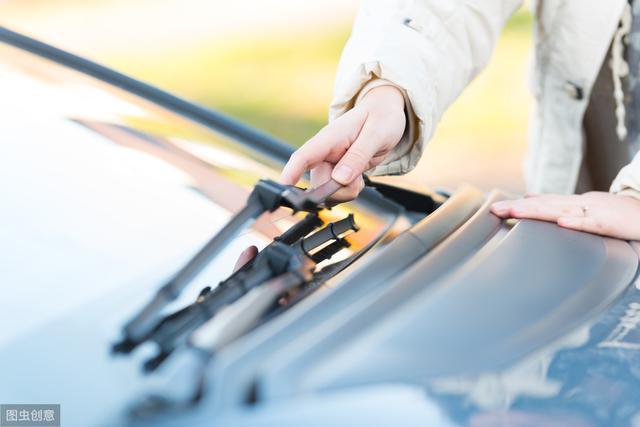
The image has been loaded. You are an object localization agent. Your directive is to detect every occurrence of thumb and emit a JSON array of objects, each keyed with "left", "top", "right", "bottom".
[{"left": 331, "top": 148, "right": 369, "bottom": 185}]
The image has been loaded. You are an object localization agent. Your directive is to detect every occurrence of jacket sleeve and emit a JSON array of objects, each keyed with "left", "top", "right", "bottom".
[
  {"left": 611, "top": 153, "right": 640, "bottom": 199},
  {"left": 329, "top": 0, "right": 523, "bottom": 176}
]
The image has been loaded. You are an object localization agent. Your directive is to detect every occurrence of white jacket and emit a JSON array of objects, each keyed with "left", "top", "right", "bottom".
[{"left": 329, "top": 0, "right": 640, "bottom": 196}]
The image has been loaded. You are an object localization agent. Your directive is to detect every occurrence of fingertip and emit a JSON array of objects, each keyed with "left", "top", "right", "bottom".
[
  {"left": 279, "top": 163, "right": 301, "bottom": 185},
  {"left": 490, "top": 202, "right": 511, "bottom": 217},
  {"left": 509, "top": 207, "right": 527, "bottom": 218},
  {"left": 280, "top": 138, "right": 332, "bottom": 185},
  {"left": 490, "top": 209, "right": 509, "bottom": 218},
  {"left": 278, "top": 173, "right": 295, "bottom": 186},
  {"left": 233, "top": 245, "right": 259, "bottom": 272}
]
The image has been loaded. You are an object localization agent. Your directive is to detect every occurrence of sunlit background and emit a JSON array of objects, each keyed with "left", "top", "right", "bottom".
[{"left": 2, "top": 0, "right": 532, "bottom": 193}]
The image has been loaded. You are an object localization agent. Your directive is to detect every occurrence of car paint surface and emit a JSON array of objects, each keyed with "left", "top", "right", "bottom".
[
  {"left": 0, "top": 37, "right": 400, "bottom": 423},
  {"left": 1, "top": 29, "right": 640, "bottom": 427}
]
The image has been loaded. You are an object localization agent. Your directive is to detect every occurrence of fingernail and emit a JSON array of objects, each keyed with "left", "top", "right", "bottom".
[{"left": 332, "top": 164, "right": 354, "bottom": 184}]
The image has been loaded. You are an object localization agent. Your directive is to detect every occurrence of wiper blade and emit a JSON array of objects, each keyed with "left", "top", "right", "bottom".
[
  {"left": 113, "top": 179, "right": 342, "bottom": 354},
  {"left": 128, "top": 272, "right": 310, "bottom": 418},
  {"left": 141, "top": 215, "right": 357, "bottom": 371},
  {"left": 189, "top": 236, "right": 350, "bottom": 357},
  {"left": 128, "top": 227, "right": 354, "bottom": 419}
]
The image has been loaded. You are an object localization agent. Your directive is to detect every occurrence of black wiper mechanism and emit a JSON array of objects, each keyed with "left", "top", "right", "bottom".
[
  {"left": 113, "top": 178, "right": 342, "bottom": 354},
  {"left": 141, "top": 215, "right": 357, "bottom": 371},
  {"left": 128, "top": 216, "right": 358, "bottom": 418}
]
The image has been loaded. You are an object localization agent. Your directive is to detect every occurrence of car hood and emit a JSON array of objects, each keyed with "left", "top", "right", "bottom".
[{"left": 3, "top": 29, "right": 640, "bottom": 427}]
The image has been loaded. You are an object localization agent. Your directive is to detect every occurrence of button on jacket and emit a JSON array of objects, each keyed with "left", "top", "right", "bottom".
[{"left": 329, "top": 0, "right": 640, "bottom": 197}]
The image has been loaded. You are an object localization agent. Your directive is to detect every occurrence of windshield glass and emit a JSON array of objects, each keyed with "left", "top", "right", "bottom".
[{"left": 0, "top": 42, "right": 397, "bottom": 347}]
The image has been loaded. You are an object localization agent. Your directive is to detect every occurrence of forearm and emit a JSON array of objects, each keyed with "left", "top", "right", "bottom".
[{"left": 330, "top": 0, "right": 523, "bottom": 174}]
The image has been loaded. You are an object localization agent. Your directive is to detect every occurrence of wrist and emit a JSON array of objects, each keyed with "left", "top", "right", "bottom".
[
  {"left": 360, "top": 84, "right": 405, "bottom": 112},
  {"left": 613, "top": 187, "right": 640, "bottom": 201}
]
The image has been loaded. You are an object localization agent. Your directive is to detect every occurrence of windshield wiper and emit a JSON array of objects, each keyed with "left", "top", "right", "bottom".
[
  {"left": 140, "top": 215, "right": 357, "bottom": 371},
  {"left": 113, "top": 178, "right": 342, "bottom": 354},
  {"left": 127, "top": 221, "right": 355, "bottom": 419}
]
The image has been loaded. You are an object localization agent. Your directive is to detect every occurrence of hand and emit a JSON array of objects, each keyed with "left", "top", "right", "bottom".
[
  {"left": 491, "top": 191, "right": 640, "bottom": 241},
  {"left": 233, "top": 246, "right": 258, "bottom": 272},
  {"left": 280, "top": 85, "right": 406, "bottom": 202}
]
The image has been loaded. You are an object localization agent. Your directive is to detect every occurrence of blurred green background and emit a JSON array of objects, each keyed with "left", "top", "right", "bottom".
[{"left": 2, "top": 0, "right": 532, "bottom": 192}]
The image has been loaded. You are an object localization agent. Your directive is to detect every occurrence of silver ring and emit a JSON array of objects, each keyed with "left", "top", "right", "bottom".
[{"left": 581, "top": 206, "right": 589, "bottom": 217}]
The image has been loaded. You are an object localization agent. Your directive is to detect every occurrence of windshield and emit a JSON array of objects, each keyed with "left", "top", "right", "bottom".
[{"left": 0, "top": 41, "right": 398, "bottom": 348}]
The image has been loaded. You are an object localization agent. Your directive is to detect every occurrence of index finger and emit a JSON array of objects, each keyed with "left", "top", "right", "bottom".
[
  {"left": 279, "top": 136, "right": 333, "bottom": 185},
  {"left": 279, "top": 110, "right": 365, "bottom": 185}
]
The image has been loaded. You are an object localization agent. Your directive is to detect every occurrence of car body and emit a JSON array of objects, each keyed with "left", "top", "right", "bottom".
[{"left": 1, "top": 27, "right": 639, "bottom": 427}]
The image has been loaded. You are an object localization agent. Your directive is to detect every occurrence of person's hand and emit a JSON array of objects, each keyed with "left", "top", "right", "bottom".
[
  {"left": 491, "top": 191, "right": 640, "bottom": 241},
  {"left": 280, "top": 85, "right": 406, "bottom": 202},
  {"left": 233, "top": 246, "right": 258, "bottom": 272}
]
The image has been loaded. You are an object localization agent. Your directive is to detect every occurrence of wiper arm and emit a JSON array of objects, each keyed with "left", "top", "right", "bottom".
[
  {"left": 113, "top": 179, "right": 342, "bottom": 354},
  {"left": 141, "top": 215, "right": 357, "bottom": 371},
  {"left": 128, "top": 229, "right": 353, "bottom": 419},
  {"left": 189, "top": 239, "right": 351, "bottom": 355},
  {"left": 128, "top": 272, "right": 311, "bottom": 419},
  {"left": 274, "top": 212, "right": 323, "bottom": 245}
]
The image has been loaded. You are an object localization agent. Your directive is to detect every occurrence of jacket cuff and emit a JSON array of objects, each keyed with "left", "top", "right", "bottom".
[
  {"left": 328, "top": 20, "right": 438, "bottom": 176},
  {"left": 352, "top": 78, "right": 421, "bottom": 176},
  {"left": 610, "top": 154, "right": 640, "bottom": 200}
]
